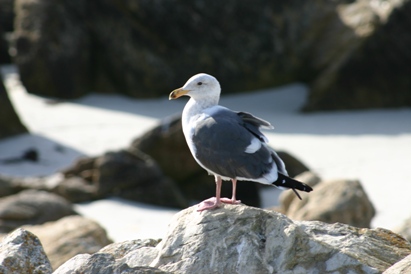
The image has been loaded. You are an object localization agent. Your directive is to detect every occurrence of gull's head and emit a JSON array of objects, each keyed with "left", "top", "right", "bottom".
[{"left": 169, "top": 73, "right": 221, "bottom": 100}]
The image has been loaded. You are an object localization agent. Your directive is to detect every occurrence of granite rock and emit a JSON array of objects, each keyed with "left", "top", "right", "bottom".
[
  {"left": 0, "top": 228, "right": 52, "bottom": 274},
  {"left": 54, "top": 204, "right": 411, "bottom": 273},
  {"left": 23, "top": 215, "right": 112, "bottom": 270}
]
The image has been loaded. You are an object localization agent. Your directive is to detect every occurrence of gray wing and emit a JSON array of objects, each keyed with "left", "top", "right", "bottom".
[
  {"left": 192, "top": 109, "right": 278, "bottom": 180},
  {"left": 237, "top": 111, "right": 273, "bottom": 143}
]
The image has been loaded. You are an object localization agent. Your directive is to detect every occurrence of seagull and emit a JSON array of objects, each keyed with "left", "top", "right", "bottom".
[{"left": 169, "top": 73, "right": 313, "bottom": 211}]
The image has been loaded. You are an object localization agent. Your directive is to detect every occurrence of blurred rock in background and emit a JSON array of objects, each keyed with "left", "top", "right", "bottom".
[
  {"left": 0, "top": 0, "right": 14, "bottom": 64},
  {"left": 0, "top": 190, "right": 77, "bottom": 233},
  {"left": 275, "top": 172, "right": 376, "bottom": 228},
  {"left": 8, "top": 0, "right": 411, "bottom": 110},
  {"left": 0, "top": 76, "right": 27, "bottom": 139}
]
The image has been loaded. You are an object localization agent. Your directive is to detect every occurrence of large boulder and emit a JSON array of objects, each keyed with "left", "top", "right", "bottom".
[
  {"left": 280, "top": 178, "right": 376, "bottom": 228},
  {"left": 13, "top": 0, "right": 411, "bottom": 110},
  {"left": 23, "top": 215, "right": 112, "bottom": 270},
  {"left": 0, "top": 190, "right": 77, "bottom": 233},
  {"left": 0, "top": 0, "right": 14, "bottom": 33},
  {"left": 54, "top": 204, "right": 411, "bottom": 273},
  {"left": 0, "top": 76, "right": 27, "bottom": 139},
  {"left": 60, "top": 150, "right": 188, "bottom": 208},
  {"left": 0, "top": 0, "right": 13, "bottom": 64},
  {"left": 13, "top": 0, "right": 91, "bottom": 98},
  {"left": 305, "top": 0, "right": 411, "bottom": 111},
  {"left": 0, "top": 228, "right": 52, "bottom": 274}
]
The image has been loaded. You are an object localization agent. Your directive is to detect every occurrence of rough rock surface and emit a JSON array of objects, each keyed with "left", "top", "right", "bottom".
[
  {"left": 0, "top": 76, "right": 27, "bottom": 139},
  {"left": 13, "top": 0, "right": 411, "bottom": 110},
  {"left": 23, "top": 215, "right": 112, "bottom": 270},
  {"left": 53, "top": 239, "right": 165, "bottom": 274},
  {"left": 0, "top": 190, "right": 77, "bottom": 233},
  {"left": 54, "top": 205, "right": 411, "bottom": 274},
  {"left": 0, "top": 228, "right": 52, "bottom": 274},
  {"left": 383, "top": 254, "right": 411, "bottom": 274},
  {"left": 281, "top": 179, "right": 376, "bottom": 228}
]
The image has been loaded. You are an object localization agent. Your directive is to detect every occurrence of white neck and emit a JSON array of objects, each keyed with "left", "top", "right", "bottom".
[{"left": 182, "top": 96, "right": 219, "bottom": 134}]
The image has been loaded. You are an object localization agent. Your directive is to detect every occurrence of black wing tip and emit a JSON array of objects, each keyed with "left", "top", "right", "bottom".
[
  {"left": 303, "top": 183, "right": 313, "bottom": 192},
  {"left": 292, "top": 184, "right": 313, "bottom": 200},
  {"left": 274, "top": 173, "right": 314, "bottom": 200}
]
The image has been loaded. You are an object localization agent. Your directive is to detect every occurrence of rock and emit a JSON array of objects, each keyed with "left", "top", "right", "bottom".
[
  {"left": 54, "top": 204, "right": 411, "bottom": 273},
  {"left": 54, "top": 239, "right": 166, "bottom": 274},
  {"left": 0, "top": 0, "right": 13, "bottom": 64},
  {"left": 282, "top": 179, "right": 376, "bottom": 228},
  {"left": 59, "top": 150, "right": 188, "bottom": 208},
  {"left": 61, "top": 156, "right": 97, "bottom": 179},
  {"left": 275, "top": 151, "right": 310, "bottom": 178},
  {"left": 50, "top": 176, "right": 98, "bottom": 203},
  {"left": 0, "top": 228, "right": 52, "bottom": 274},
  {"left": 0, "top": 175, "right": 22, "bottom": 198},
  {"left": 0, "top": 76, "right": 28, "bottom": 139},
  {"left": 0, "top": 190, "right": 77, "bottom": 233},
  {"left": 394, "top": 216, "right": 411, "bottom": 242},
  {"left": 383, "top": 254, "right": 411, "bottom": 274},
  {"left": 13, "top": 0, "right": 411, "bottom": 110},
  {"left": 0, "top": 0, "right": 14, "bottom": 33},
  {"left": 13, "top": 0, "right": 91, "bottom": 98},
  {"left": 0, "top": 174, "right": 96, "bottom": 203},
  {"left": 0, "top": 26, "right": 11, "bottom": 64},
  {"left": 23, "top": 215, "right": 112, "bottom": 270},
  {"left": 305, "top": 0, "right": 411, "bottom": 111},
  {"left": 130, "top": 115, "right": 261, "bottom": 207},
  {"left": 95, "top": 150, "right": 187, "bottom": 208}
]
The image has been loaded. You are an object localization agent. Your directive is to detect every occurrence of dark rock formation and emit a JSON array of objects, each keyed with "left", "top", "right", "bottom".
[
  {"left": 0, "top": 0, "right": 14, "bottom": 64},
  {"left": 0, "top": 76, "right": 28, "bottom": 139},
  {"left": 59, "top": 150, "right": 188, "bottom": 208},
  {"left": 12, "top": 0, "right": 411, "bottom": 110},
  {"left": 305, "top": 0, "right": 411, "bottom": 111},
  {"left": 13, "top": 0, "right": 91, "bottom": 98}
]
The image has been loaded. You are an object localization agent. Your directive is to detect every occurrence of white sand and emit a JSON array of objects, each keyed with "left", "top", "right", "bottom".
[{"left": 1, "top": 65, "right": 411, "bottom": 242}]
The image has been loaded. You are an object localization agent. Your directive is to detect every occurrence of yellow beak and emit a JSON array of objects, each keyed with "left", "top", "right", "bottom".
[{"left": 169, "top": 88, "right": 189, "bottom": 100}]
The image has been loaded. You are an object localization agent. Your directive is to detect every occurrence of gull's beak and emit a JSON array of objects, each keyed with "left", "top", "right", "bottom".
[{"left": 169, "top": 88, "right": 189, "bottom": 100}]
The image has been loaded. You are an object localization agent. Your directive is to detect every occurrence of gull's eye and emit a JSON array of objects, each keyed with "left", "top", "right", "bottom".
[{"left": 197, "top": 82, "right": 203, "bottom": 86}]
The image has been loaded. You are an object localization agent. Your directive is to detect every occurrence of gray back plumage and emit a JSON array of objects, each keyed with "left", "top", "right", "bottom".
[{"left": 191, "top": 108, "right": 281, "bottom": 180}]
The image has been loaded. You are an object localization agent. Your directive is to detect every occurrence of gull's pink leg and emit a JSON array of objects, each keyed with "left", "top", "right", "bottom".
[
  {"left": 197, "top": 176, "right": 223, "bottom": 211},
  {"left": 220, "top": 179, "right": 241, "bottom": 204}
]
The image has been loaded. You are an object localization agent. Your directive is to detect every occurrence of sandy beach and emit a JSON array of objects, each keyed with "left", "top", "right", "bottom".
[{"left": 1, "top": 65, "right": 411, "bottom": 242}]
